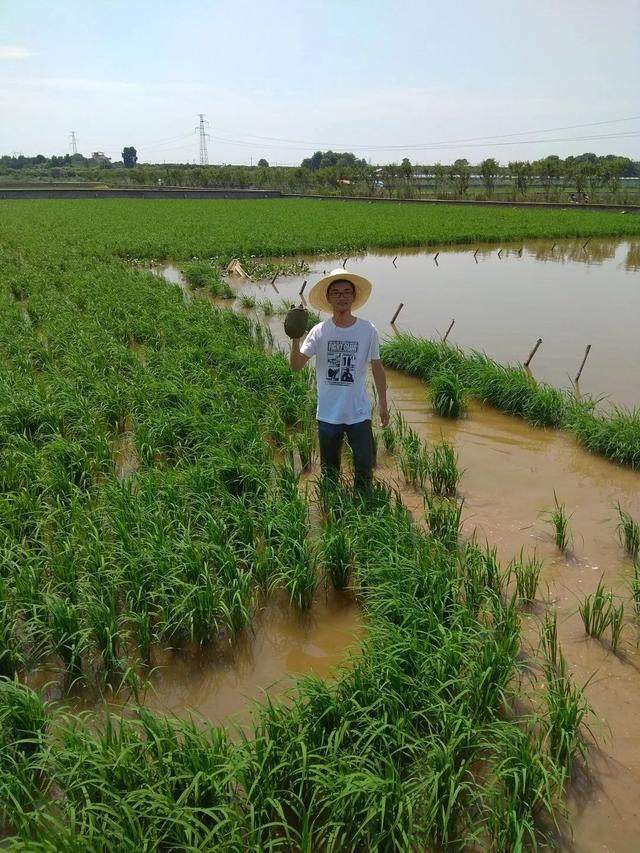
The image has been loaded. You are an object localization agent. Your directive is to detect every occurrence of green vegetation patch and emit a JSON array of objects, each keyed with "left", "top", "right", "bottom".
[{"left": 381, "top": 334, "right": 640, "bottom": 467}]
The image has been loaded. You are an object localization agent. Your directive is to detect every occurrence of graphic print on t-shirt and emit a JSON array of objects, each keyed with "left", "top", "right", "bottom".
[{"left": 326, "top": 340, "right": 358, "bottom": 384}]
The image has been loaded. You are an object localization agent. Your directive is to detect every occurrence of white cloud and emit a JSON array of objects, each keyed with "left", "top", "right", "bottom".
[{"left": 0, "top": 45, "right": 36, "bottom": 60}]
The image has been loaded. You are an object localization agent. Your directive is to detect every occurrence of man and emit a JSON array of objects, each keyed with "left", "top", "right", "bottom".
[{"left": 288, "top": 268, "right": 389, "bottom": 490}]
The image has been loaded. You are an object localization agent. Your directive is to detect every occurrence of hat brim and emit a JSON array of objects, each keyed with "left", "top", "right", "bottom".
[{"left": 307, "top": 269, "right": 372, "bottom": 313}]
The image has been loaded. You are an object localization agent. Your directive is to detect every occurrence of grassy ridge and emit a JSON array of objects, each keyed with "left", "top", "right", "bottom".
[
  {"left": 381, "top": 335, "right": 640, "bottom": 468},
  {"left": 1, "top": 198, "right": 640, "bottom": 261}
]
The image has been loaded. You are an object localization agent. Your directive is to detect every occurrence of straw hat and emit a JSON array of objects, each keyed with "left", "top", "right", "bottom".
[{"left": 307, "top": 269, "right": 372, "bottom": 313}]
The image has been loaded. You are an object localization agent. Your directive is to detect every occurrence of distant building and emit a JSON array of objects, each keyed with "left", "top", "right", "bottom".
[{"left": 91, "top": 152, "right": 111, "bottom": 163}]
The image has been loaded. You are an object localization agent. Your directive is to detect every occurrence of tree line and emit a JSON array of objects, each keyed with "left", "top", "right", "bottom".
[{"left": 1, "top": 149, "right": 638, "bottom": 201}]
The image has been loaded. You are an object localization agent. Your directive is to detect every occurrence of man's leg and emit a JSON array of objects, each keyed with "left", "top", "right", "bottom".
[
  {"left": 317, "top": 420, "right": 344, "bottom": 481},
  {"left": 346, "top": 419, "right": 374, "bottom": 492}
]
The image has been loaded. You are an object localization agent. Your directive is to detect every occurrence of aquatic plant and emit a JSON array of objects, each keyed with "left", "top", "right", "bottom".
[
  {"left": 548, "top": 493, "right": 572, "bottom": 553},
  {"left": 616, "top": 503, "right": 640, "bottom": 559},
  {"left": 430, "top": 370, "right": 467, "bottom": 418}
]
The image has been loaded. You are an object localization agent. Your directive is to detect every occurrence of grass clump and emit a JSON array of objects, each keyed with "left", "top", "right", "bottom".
[
  {"left": 182, "top": 261, "right": 235, "bottom": 298},
  {"left": 548, "top": 492, "right": 572, "bottom": 553},
  {"left": 572, "top": 405, "right": 640, "bottom": 469},
  {"left": 616, "top": 503, "right": 640, "bottom": 559},
  {"left": 430, "top": 371, "right": 467, "bottom": 418},
  {"left": 578, "top": 578, "right": 625, "bottom": 651}
]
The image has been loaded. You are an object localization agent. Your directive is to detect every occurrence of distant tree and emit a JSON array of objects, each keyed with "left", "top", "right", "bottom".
[
  {"left": 534, "top": 155, "right": 563, "bottom": 199},
  {"left": 508, "top": 161, "right": 533, "bottom": 196},
  {"left": 400, "top": 157, "right": 413, "bottom": 180},
  {"left": 449, "top": 158, "right": 470, "bottom": 196},
  {"left": 601, "top": 157, "right": 630, "bottom": 193},
  {"left": 257, "top": 158, "right": 269, "bottom": 168},
  {"left": 432, "top": 163, "right": 449, "bottom": 197},
  {"left": 479, "top": 158, "right": 499, "bottom": 195},
  {"left": 122, "top": 146, "right": 137, "bottom": 168}
]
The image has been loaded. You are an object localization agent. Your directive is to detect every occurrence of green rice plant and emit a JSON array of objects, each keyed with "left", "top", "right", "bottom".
[
  {"left": 0, "top": 601, "right": 22, "bottom": 678},
  {"left": 398, "top": 427, "right": 430, "bottom": 489},
  {"left": 609, "top": 600, "right": 625, "bottom": 653},
  {"left": 87, "top": 589, "right": 123, "bottom": 678},
  {"left": 424, "top": 495, "right": 463, "bottom": 551},
  {"left": 0, "top": 678, "right": 48, "bottom": 757},
  {"left": 630, "top": 560, "right": 640, "bottom": 616},
  {"left": 572, "top": 404, "right": 640, "bottom": 469},
  {"left": 548, "top": 492, "right": 572, "bottom": 553},
  {"left": 540, "top": 609, "right": 560, "bottom": 672},
  {"left": 428, "top": 439, "right": 460, "bottom": 497},
  {"left": 320, "top": 527, "right": 353, "bottom": 590},
  {"left": 578, "top": 579, "right": 611, "bottom": 639},
  {"left": 275, "top": 298, "right": 296, "bottom": 315},
  {"left": 239, "top": 293, "right": 257, "bottom": 308},
  {"left": 487, "top": 722, "right": 562, "bottom": 852},
  {"left": 578, "top": 578, "right": 624, "bottom": 652},
  {"left": 259, "top": 297, "right": 274, "bottom": 316},
  {"left": 430, "top": 370, "right": 467, "bottom": 418},
  {"left": 509, "top": 549, "right": 543, "bottom": 604},
  {"left": 543, "top": 652, "right": 592, "bottom": 774},
  {"left": 380, "top": 424, "right": 396, "bottom": 452},
  {"left": 616, "top": 502, "right": 640, "bottom": 559},
  {"left": 42, "top": 594, "right": 87, "bottom": 682},
  {"left": 294, "top": 422, "right": 317, "bottom": 471},
  {"left": 306, "top": 309, "right": 321, "bottom": 329}
]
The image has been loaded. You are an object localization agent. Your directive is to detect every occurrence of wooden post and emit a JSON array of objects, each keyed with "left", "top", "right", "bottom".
[
  {"left": 497, "top": 248, "right": 503, "bottom": 258},
  {"left": 443, "top": 318, "right": 455, "bottom": 342},
  {"left": 551, "top": 243, "right": 556, "bottom": 251},
  {"left": 524, "top": 338, "right": 543, "bottom": 368},
  {"left": 392, "top": 256, "right": 398, "bottom": 266},
  {"left": 518, "top": 248, "right": 523, "bottom": 256},
  {"left": 299, "top": 280, "right": 307, "bottom": 296},
  {"left": 575, "top": 344, "right": 592, "bottom": 384},
  {"left": 582, "top": 238, "right": 591, "bottom": 251},
  {"left": 390, "top": 303, "right": 404, "bottom": 324},
  {"left": 271, "top": 270, "right": 280, "bottom": 284},
  {"left": 434, "top": 252, "right": 439, "bottom": 262},
  {"left": 473, "top": 248, "right": 479, "bottom": 259},
  {"left": 343, "top": 257, "right": 349, "bottom": 268}
]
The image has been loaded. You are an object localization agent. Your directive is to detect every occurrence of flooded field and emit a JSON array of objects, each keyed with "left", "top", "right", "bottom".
[
  {"left": 48, "top": 249, "right": 635, "bottom": 850},
  {"left": 233, "top": 238, "right": 640, "bottom": 409}
]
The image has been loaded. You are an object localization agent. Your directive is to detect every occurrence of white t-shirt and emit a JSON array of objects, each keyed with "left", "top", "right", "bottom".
[{"left": 300, "top": 317, "right": 381, "bottom": 425}]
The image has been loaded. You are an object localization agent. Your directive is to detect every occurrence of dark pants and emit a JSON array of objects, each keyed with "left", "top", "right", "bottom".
[{"left": 317, "top": 419, "right": 374, "bottom": 491}]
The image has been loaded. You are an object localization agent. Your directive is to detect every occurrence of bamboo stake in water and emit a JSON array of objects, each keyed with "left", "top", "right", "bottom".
[
  {"left": 497, "top": 248, "right": 503, "bottom": 258},
  {"left": 390, "top": 303, "right": 404, "bottom": 324},
  {"left": 434, "top": 252, "right": 440, "bottom": 262},
  {"left": 582, "top": 238, "right": 591, "bottom": 251},
  {"left": 271, "top": 270, "right": 280, "bottom": 284},
  {"left": 443, "top": 318, "right": 455, "bottom": 342},
  {"left": 392, "top": 256, "right": 398, "bottom": 267},
  {"left": 525, "top": 338, "right": 543, "bottom": 367},
  {"left": 575, "top": 344, "right": 592, "bottom": 384},
  {"left": 343, "top": 257, "right": 349, "bottom": 268},
  {"left": 299, "top": 280, "right": 307, "bottom": 296}
]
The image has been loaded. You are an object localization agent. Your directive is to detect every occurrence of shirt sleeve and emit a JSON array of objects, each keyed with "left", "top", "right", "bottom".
[
  {"left": 300, "top": 323, "right": 319, "bottom": 358},
  {"left": 369, "top": 325, "right": 380, "bottom": 361}
]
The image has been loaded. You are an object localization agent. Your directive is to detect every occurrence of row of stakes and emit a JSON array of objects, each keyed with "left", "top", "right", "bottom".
[{"left": 277, "top": 244, "right": 594, "bottom": 385}]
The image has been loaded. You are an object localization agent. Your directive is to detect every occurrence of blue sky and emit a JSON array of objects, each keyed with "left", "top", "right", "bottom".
[{"left": 1, "top": 0, "right": 639, "bottom": 165}]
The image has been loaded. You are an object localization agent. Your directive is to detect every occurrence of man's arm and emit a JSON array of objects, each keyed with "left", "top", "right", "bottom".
[
  {"left": 290, "top": 337, "right": 310, "bottom": 372},
  {"left": 371, "top": 360, "right": 389, "bottom": 427}
]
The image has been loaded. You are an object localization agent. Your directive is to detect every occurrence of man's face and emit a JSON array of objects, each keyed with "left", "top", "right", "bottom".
[{"left": 327, "top": 280, "right": 355, "bottom": 309}]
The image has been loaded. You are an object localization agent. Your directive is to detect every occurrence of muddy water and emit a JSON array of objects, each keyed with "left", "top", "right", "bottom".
[
  {"left": 234, "top": 238, "right": 640, "bottom": 409},
  {"left": 151, "top": 260, "right": 639, "bottom": 850},
  {"left": 122, "top": 591, "right": 362, "bottom": 730}
]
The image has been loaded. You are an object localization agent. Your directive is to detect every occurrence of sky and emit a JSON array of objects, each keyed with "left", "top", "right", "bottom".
[{"left": 1, "top": 0, "right": 639, "bottom": 166}]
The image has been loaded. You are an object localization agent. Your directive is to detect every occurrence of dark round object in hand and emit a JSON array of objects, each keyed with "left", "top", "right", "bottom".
[{"left": 284, "top": 307, "right": 309, "bottom": 339}]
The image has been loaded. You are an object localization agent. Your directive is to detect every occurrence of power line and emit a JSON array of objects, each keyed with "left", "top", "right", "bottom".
[{"left": 211, "top": 115, "right": 640, "bottom": 152}]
